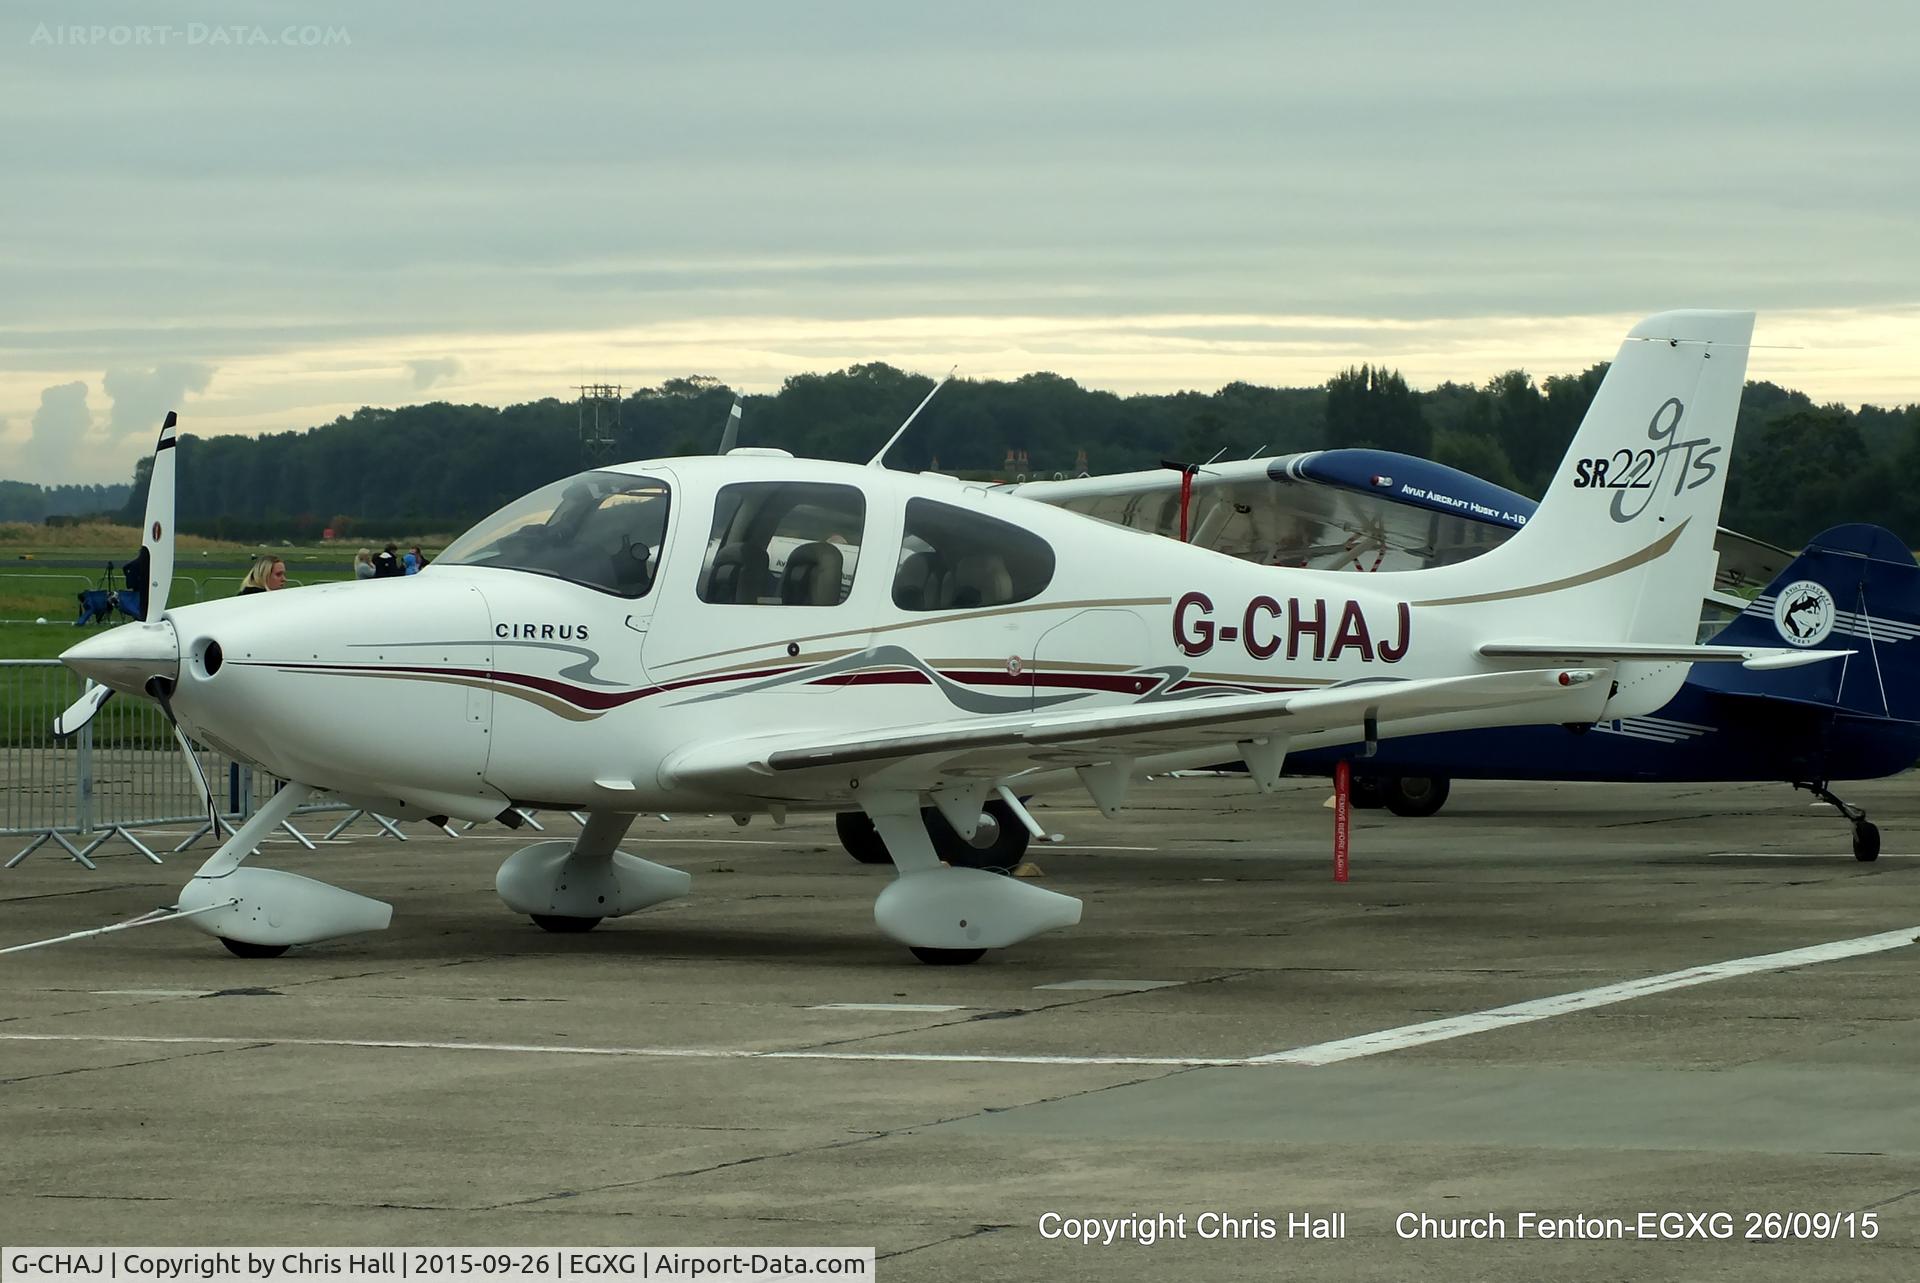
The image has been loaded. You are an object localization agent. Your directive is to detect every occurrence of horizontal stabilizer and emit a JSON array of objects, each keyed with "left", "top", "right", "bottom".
[{"left": 1479, "top": 641, "right": 1852, "bottom": 670}]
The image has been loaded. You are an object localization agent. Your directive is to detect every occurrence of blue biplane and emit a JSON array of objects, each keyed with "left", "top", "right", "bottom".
[{"left": 1017, "top": 451, "right": 1920, "bottom": 861}]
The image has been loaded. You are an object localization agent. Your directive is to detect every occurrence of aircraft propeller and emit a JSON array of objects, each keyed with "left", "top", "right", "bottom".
[
  {"left": 54, "top": 411, "right": 183, "bottom": 737},
  {"left": 53, "top": 411, "right": 217, "bottom": 828},
  {"left": 52, "top": 683, "right": 113, "bottom": 737},
  {"left": 145, "top": 675, "right": 221, "bottom": 835}
]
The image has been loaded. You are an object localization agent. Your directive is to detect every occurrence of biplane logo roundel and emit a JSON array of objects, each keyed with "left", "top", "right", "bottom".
[{"left": 1773, "top": 580, "right": 1835, "bottom": 647}]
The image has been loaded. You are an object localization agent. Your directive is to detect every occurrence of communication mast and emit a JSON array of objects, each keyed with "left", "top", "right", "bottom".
[{"left": 576, "top": 384, "right": 622, "bottom": 462}]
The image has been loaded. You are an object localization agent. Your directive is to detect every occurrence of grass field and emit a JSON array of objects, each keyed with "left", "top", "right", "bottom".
[
  {"left": 0, "top": 565, "right": 365, "bottom": 660},
  {"left": 1, "top": 528, "right": 456, "bottom": 743},
  {"left": 0, "top": 526, "right": 444, "bottom": 660}
]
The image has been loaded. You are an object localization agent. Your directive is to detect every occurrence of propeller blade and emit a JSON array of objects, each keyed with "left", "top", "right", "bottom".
[
  {"left": 168, "top": 722, "right": 220, "bottom": 834},
  {"left": 146, "top": 676, "right": 219, "bottom": 833},
  {"left": 53, "top": 683, "right": 113, "bottom": 738},
  {"left": 140, "top": 411, "right": 179, "bottom": 619},
  {"left": 717, "top": 397, "right": 742, "bottom": 454}
]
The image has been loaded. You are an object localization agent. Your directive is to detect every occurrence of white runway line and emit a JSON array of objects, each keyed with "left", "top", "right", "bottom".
[
  {"left": 0, "top": 1032, "right": 1233, "bottom": 1068},
  {"left": 1249, "top": 926, "right": 1920, "bottom": 1066},
  {"left": 762, "top": 1050, "right": 1238, "bottom": 1066},
  {"left": 6, "top": 926, "right": 1914, "bottom": 1070},
  {"left": 0, "top": 1034, "right": 751, "bottom": 1059},
  {"left": 810, "top": 1002, "right": 969, "bottom": 1012},
  {"left": 1704, "top": 852, "right": 1919, "bottom": 859},
  {"left": 1033, "top": 979, "right": 1185, "bottom": 992}
]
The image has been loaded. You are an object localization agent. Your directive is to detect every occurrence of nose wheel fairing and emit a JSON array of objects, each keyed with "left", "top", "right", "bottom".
[
  {"left": 178, "top": 868, "right": 393, "bottom": 948},
  {"left": 171, "top": 780, "right": 393, "bottom": 953}
]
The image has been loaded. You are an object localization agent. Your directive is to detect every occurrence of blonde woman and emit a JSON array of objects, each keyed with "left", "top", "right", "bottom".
[
  {"left": 238, "top": 556, "right": 286, "bottom": 595},
  {"left": 353, "top": 547, "right": 375, "bottom": 580}
]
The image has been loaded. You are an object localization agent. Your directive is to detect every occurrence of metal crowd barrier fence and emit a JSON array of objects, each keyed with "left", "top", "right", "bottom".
[
  {"left": 3, "top": 659, "right": 412, "bottom": 868},
  {"left": 4, "top": 659, "right": 581, "bottom": 870}
]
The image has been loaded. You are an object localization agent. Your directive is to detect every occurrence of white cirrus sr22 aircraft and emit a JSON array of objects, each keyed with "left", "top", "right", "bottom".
[{"left": 56, "top": 310, "right": 1844, "bottom": 964}]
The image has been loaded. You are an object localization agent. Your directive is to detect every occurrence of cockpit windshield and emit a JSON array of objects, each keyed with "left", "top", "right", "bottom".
[{"left": 436, "top": 471, "right": 670, "bottom": 598}]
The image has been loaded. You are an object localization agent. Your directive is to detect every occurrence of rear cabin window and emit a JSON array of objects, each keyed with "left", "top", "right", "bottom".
[
  {"left": 892, "top": 498, "right": 1055, "bottom": 611},
  {"left": 698, "top": 481, "right": 866, "bottom": 606}
]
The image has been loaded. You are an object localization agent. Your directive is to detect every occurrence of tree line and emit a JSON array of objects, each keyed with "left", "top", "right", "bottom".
[
  {"left": 104, "top": 363, "right": 1919, "bottom": 549},
  {"left": 0, "top": 480, "right": 131, "bottom": 524}
]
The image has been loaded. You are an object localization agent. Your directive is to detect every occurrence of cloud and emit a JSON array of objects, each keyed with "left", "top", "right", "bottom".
[
  {"left": 21, "top": 381, "right": 94, "bottom": 479},
  {"left": 406, "top": 357, "right": 463, "bottom": 390},
  {"left": 101, "top": 362, "right": 214, "bottom": 438}
]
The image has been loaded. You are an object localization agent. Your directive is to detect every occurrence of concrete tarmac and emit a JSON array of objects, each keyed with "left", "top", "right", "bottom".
[{"left": 3, "top": 775, "right": 1917, "bottom": 1281}]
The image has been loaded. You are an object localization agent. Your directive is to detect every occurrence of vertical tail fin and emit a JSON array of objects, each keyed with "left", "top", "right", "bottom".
[
  {"left": 1693, "top": 524, "right": 1920, "bottom": 719},
  {"left": 1407, "top": 311, "right": 1754, "bottom": 646},
  {"left": 1394, "top": 311, "right": 1754, "bottom": 718}
]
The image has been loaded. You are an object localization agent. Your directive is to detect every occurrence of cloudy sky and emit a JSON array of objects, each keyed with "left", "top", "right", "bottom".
[{"left": 4, "top": 1, "right": 1917, "bottom": 484}]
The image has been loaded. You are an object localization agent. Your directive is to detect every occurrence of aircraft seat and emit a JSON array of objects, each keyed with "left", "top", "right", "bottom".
[
  {"left": 893, "top": 550, "right": 946, "bottom": 610},
  {"left": 782, "top": 542, "right": 845, "bottom": 605},
  {"left": 611, "top": 539, "right": 652, "bottom": 596},
  {"left": 709, "top": 542, "right": 770, "bottom": 603},
  {"left": 948, "top": 553, "right": 1012, "bottom": 609}
]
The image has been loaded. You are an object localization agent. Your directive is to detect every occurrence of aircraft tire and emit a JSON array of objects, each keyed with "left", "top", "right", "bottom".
[
  {"left": 925, "top": 800, "right": 1031, "bottom": 872},
  {"left": 530, "top": 913, "right": 603, "bottom": 933},
  {"left": 835, "top": 811, "right": 893, "bottom": 865},
  {"left": 220, "top": 937, "right": 290, "bottom": 959},
  {"left": 1853, "top": 822, "right": 1881, "bottom": 863},
  {"left": 910, "top": 946, "right": 987, "bottom": 966},
  {"left": 1384, "top": 776, "right": 1451, "bottom": 818}
]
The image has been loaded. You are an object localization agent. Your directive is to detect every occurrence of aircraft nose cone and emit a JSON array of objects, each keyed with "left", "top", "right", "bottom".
[{"left": 60, "top": 620, "right": 180, "bottom": 696}]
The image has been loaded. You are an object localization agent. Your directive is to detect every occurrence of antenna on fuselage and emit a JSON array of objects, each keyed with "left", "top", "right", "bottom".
[{"left": 866, "top": 366, "right": 955, "bottom": 468}]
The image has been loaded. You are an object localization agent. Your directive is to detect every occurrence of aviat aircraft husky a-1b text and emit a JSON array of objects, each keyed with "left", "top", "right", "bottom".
[{"left": 56, "top": 311, "right": 1843, "bottom": 963}]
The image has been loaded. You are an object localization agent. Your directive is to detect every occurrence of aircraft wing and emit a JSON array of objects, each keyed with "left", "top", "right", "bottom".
[{"left": 661, "top": 666, "right": 1595, "bottom": 805}]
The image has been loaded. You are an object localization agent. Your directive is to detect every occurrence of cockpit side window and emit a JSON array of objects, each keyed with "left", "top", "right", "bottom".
[
  {"left": 435, "top": 471, "right": 670, "bottom": 599},
  {"left": 698, "top": 481, "right": 866, "bottom": 606},
  {"left": 892, "top": 498, "right": 1055, "bottom": 611}
]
